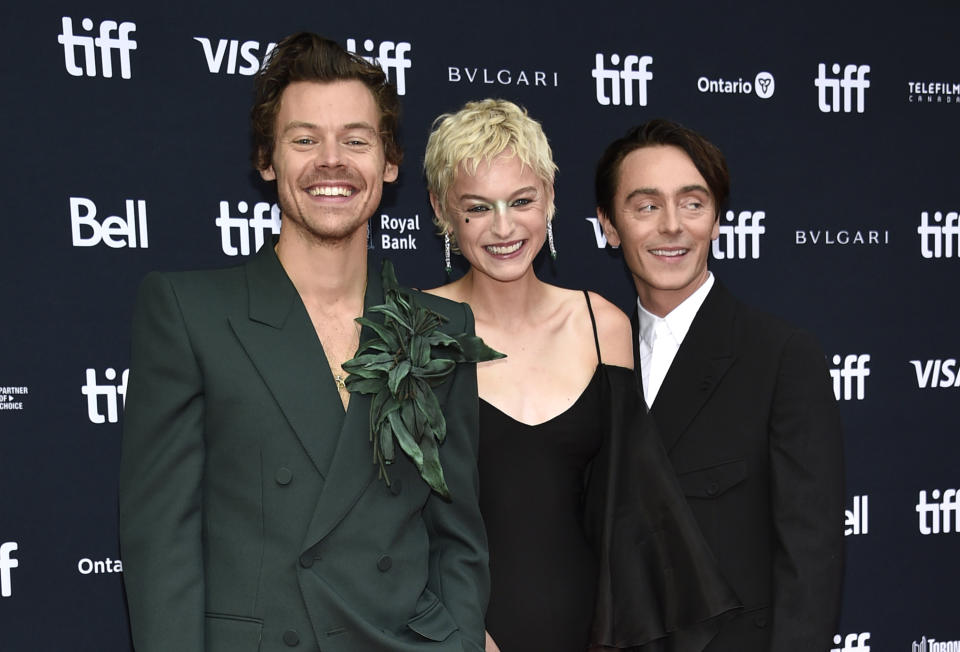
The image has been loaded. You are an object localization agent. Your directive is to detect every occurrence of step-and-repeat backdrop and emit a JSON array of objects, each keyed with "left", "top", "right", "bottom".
[{"left": 1, "top": 2, "right": 957, "bottom": 650}]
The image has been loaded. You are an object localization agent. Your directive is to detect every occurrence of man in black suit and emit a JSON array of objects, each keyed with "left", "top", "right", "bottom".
[
  {"left": 119, "top": 33, "right": 488, "bottom": 652},
  {"left": 595, "top": 119, "right": 844, "bottom": 651}
]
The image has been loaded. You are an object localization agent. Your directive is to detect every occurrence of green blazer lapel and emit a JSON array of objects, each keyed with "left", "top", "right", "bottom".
[
  {"left": 302, "top": 257, "right": 384, "bottom": 546},
  {"left": 229, "top": 242, "right": 345, "bottom": 477},
  {"left": 651, "top": 282, "right": 737, "bottom": 452}
]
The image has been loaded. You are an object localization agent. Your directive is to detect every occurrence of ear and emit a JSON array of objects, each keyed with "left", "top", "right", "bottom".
[
  {"left": 384, "top": 160, "right": 399, "bottom": 183},
  {"left": 711, "top": 214, "right": 720, "bottom": 241},
  {"left": 257, "top": 148, "right": 276, "bottom": 181},
  {"left": 429, "top": 192, "right": 447, "bottom": 225},
  {"left": 597, "top": 209, "right": 622, "bottom": 248}
]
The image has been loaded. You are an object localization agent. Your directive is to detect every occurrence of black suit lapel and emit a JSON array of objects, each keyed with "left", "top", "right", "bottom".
[
  {"left": 650, "top": 282, "right": 739, "bottom": 452},
  {"left": 229, "top": 240, "right": 344, "bottom": 477}
]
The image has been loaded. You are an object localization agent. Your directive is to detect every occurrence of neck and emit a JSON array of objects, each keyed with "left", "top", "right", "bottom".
[
  {"left": 275, "top": 227, "right": 368, "bottom": 308},
  {"left": 457, "top": 266, "right": 548, "bottom": 327},
  {"left": 636, "top": 271, "right": 710, "bottom": 318}
]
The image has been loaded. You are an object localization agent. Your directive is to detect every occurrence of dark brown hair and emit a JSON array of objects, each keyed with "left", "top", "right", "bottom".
[
  {"left": 595, "top": 119, "right": 729, "bottom": 222},
  {"left": 250, "top": 32, "right": 402, "bottom": 170}
]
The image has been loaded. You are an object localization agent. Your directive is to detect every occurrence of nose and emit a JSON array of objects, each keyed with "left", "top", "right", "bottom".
[
  {"left": 314, "top": 139, "right": 343, "bottom": 168},
  {"left": 490, "top": 203, "right": 515, "bottom": 238},
  {"left": 657, "top": 205, "right": 681, "bottom": 234}
]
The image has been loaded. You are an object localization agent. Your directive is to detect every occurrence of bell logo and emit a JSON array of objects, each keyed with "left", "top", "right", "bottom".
[
  {"left": 58, "top": 17, "right": 137, "bottom": 79},
  {"left": 0, "top": 542, "right": 18, "bottom": 598},
  {"left": 845, "top": 495, "right": 868, "bottom": 536},
  {"left": 70, "top": 197, "right": 149, "bottom": 249}
]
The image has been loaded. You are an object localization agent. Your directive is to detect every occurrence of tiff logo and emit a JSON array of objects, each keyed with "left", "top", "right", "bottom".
[
  {"left": 832, "top": 633, "right": 871, "bottom": 651},
  {"left": 916, "top": 489, "right": 960, "bottom": 535},
  {"left": 712, "top": 210, "right": 764, "bottom": 260},
  {"left": 910, "top": 359, "right": 960, "bottom": 389},
  {"left": 58, "top": 17, "right": 137, "bottom": 79},
  {"left": 845, "top": 495, "right": 868, "bottom": 536},
  {"left": 194, "top": 37, "right": 276, "bottom": 75},
  {"left": 918, "top": 211, "right": 960, "bottom": 258},
  {"left": 592, "top": 53, "right": 653, "bottom": 106},
  {"left": 70, "top": 197, "right": 148, "bottom": 248},
  {"left": 346, "top": 38, "right": 412, "bottom": 95},
  {"left": 830, "top": 354, "right": 870, "bottom": 401},
  {"left": 216, "top": 201, "right": 280, "bottom": 256},
  {"left": 0, "top": 542, "right": 17, "bottom": 598},
  {"left": 815, "top": 63, "right": 870, "bottom": 113},
  {"left": 82, "top": 368, "right": 128, "bottom": 424}
]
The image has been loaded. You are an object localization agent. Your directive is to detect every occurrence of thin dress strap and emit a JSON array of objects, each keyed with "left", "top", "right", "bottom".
[{"left": 582, "top": 290, "right": 602, "bottom": 365}]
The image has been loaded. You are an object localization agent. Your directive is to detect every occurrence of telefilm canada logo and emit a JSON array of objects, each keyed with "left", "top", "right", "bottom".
[
  {"left": 0, "top": 386, "right": 28, "bottom": 412},
  {"left": 697, "top": 71, "right": 775, "bottom": 99},
  {"left": 908, "top": 80, "right": 960, "bottom": 104},
  {"left": 913, "top": 636, "right": 960, "bottom": 651},
  {"left": 592, "top": 53, "right": 653, "bottom": 106},
  {"left": 58, "top": 16, "right": 137, "bottom": 79}
]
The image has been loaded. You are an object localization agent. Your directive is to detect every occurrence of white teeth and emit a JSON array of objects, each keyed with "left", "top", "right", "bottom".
[
  {"left": 486, "top": 242, "right": 522, "bottom": 255},
  {"left": 650, "top": 248, "right": 687, "bottom": 257},
  {"left": 307, "top": 186, "right": 354, "bottom": 197}
]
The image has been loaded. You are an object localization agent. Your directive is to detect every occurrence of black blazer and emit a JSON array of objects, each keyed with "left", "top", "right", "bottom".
[
  {"left": 634, "top": 280, "right": 844, "bottom": 652},
  {"left": 119, "top": 242, "right": 488, "bottom": 652}
]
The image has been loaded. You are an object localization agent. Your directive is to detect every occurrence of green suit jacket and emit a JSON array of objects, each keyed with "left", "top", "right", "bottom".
[{"left": 119, "top": 242, "right": 489, "bottom": 652}]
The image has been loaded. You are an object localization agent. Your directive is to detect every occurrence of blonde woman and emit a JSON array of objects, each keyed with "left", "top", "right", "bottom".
[{"left": 423, "top": 100, "right": 738, "bottom": 651}]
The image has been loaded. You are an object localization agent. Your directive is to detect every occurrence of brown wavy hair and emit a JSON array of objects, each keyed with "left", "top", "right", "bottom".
[{"left": 250, "top": 32, "right": 402, "bottom": 171}]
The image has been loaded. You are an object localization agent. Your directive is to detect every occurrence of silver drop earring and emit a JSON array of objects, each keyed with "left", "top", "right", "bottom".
[
  {"left": 547, "top": 220, "right": 557, "bottom": 260},
  {"left": 444, "top": 232, "right": 452, "bottom": 275}
]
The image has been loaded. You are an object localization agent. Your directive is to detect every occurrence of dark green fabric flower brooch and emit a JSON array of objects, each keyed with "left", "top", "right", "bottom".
[{"left": 343, "top": 261, "right": 503, "bottom": 499}]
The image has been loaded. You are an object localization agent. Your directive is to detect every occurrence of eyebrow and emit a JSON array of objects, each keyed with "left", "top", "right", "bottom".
[
  {"left": 280, "top": 121, "right": 379, "bottom": 135},
  {"left": 623, "top": 184, "right": 711, "bottom": 202},
  {"left": 457, "top": 186, "right": 540, "bottom": 202}
]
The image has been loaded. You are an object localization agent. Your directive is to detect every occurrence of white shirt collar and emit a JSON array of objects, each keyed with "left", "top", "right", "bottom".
[{"left": 637, "top": 272, "right": 715, "bottom": 348}]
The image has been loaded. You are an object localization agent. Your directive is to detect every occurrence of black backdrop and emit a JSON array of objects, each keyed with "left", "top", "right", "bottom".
[{"left": 1, "top": 2, "right": 958, "bottom": 650}]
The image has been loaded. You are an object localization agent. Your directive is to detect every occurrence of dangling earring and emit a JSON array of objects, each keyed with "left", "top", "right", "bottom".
[
  {"left": 444, "top": 232, "right": 452, "bottom": 275},
  {"left": 547, "top": 219, "right": 557, "bottom": 260}
]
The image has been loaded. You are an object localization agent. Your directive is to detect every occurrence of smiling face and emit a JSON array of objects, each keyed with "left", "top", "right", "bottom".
[
  {"left": 599, "top": 145, "right": 719, "bottom": 316},
  {"left": 435, "top": 151, "right": 552, "bottom": 283},
  {"left": 260, "top": 80, "right": 398, "bottom": 245}
]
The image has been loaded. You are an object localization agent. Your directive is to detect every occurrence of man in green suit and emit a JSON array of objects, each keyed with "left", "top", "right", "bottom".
[{"left": 119, "top": 32, "right": 489, "bottom": 652}]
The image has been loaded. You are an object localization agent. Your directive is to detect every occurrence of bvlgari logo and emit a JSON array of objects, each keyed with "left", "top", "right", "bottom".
[{"left": 447, "top": 64, "right": 559, "bottom": 88}]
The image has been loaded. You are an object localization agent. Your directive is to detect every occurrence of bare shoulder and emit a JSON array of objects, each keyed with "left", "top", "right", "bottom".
[{"left": 585, "top": 291, "right": 634, "bottom": 369}]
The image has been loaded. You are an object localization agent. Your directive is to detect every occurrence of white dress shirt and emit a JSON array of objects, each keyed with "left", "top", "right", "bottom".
[{"left": 638, "top": 273, "right": 715, "bottom": 408}]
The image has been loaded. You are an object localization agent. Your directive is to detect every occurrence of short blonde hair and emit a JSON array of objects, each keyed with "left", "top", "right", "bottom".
[{"left": 424, "top": 99, "right": 558, "bottom": 240}]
